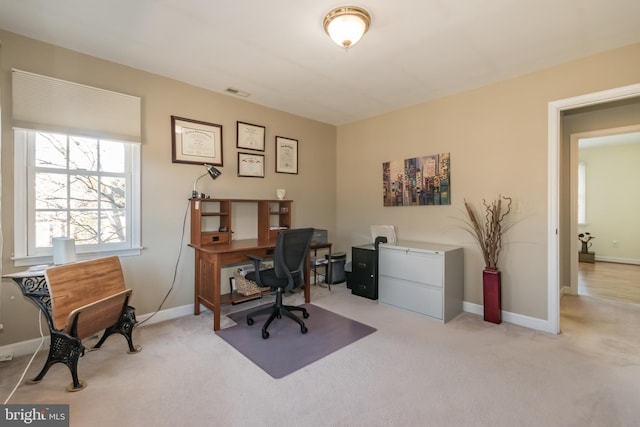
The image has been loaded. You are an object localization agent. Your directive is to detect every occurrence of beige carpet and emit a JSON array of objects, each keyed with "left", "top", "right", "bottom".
[{"left": 1, "top": 285, "right": 639, "bottom": 427}]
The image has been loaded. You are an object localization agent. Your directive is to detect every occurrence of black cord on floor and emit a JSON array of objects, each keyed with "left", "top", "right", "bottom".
[{"left": 136, "top": 199, "right": 190, "bottom": 327}]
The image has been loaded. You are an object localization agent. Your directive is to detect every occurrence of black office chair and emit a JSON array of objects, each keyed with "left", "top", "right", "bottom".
[{"left": 244, "top": 228, "right": 314, "bottom": 339}]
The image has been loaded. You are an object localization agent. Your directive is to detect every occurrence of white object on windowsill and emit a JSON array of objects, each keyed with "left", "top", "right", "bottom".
[{"left": 52, "top": 237, "right": 76, "bottom": 265}]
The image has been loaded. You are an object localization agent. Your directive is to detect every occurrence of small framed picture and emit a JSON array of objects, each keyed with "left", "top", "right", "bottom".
[
  {"left": 237, "top": 121, "right": 265, "bottom": 152},
  {"left": 171, "top": 116, "right": 223, "bottom": 166},
  {"left": 275, "top": 136, "right": 298, "bottom": 174},
  {"left": 238, "top": 152, "right": 265, "bottom": 178}
]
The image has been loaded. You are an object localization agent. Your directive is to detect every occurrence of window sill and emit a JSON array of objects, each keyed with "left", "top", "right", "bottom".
[{"left": 12, "top": 247, "right": 143, "bottom": 267}]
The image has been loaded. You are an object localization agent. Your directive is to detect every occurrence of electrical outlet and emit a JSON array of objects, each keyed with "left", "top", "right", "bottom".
[
  {"left": 0, "top": 352, "right": 14, "bottom": 362},
  {"left": 613, "top": 240, "right": 618, "bottom": 248}
]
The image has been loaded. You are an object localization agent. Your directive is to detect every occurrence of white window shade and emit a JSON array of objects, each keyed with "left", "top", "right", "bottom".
[{"left": 12, "top": 69, "right": 141, "bottom": 143}]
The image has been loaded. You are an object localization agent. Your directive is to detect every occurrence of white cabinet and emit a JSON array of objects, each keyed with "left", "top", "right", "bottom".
[{"left": 378, "top": 241, "right": 463, "bottom": 323}]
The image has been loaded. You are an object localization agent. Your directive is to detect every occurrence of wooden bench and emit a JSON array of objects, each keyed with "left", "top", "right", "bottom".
[{"left": 30, "top": 256, "right": 141, "bottom": 391}]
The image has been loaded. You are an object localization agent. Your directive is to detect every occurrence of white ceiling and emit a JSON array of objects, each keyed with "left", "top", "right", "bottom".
[{"left": 1, "top": 0, "right": 639, "bottom": 126}]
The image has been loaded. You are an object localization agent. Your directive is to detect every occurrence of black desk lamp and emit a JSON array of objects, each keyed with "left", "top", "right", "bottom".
[{"left": 191, "top": 164, "right": 222, "bottom": 198}]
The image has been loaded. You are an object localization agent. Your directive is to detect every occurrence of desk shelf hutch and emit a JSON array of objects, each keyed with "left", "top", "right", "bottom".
[
  {"left": 190, "top": 198, "right": 292, "bottom": 246},
  {"left": 189, "top": 198, "right": 309, "bottom": 330}
]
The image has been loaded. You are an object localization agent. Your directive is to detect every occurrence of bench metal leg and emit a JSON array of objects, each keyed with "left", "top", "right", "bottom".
[
  {"left": 28, "top": 330, "right": 86, "bottom": 391},
  {"left": 92, "top": 306, "right": 141, "bottom": 353},
  {"left": 28, "top": 305, "right": 139, "bottom": 391}
]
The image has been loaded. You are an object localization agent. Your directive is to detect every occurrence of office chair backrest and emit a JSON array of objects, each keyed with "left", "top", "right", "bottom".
[{"left": 274, "top": 228, "right": 314, "bottom": 290}]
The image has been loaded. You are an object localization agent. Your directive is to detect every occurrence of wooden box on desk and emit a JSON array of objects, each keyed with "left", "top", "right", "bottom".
[{"left": 200, "top": 231, "right": 230, "bottom": 246}]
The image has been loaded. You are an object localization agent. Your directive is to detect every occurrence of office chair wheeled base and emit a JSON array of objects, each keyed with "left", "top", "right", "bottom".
[
  {"left": 246, "top": 292, "right": 309, "bottom": 339},
  {"left": 244, "top": 228, "right": 315, "bottom": 339}
]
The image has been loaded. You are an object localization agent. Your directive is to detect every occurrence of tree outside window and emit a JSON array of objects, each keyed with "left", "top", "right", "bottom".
[{"left": 14, "top": 129, "right": 140, "bottom": 265}]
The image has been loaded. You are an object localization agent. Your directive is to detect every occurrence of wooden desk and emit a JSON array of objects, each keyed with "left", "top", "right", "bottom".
[{"left": 190, "top": 239, "right": 311, "bottom": 331}]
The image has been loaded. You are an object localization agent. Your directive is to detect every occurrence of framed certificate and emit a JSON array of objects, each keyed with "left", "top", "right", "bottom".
[
  {"left": 275, "top": 136, "right": 298, "bottom": 174},
  {"left": 171, "top": 116, "right": 223, "bottom": 166},
  {"left": 238, "top": 152, "right": 265, "bottom": 178},
  {"left": 236, "top": 121, "right": 265, "bottom": 151}
]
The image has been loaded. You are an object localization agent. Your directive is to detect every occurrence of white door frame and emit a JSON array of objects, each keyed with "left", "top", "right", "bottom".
[{"left": 547, "top": 83, "right": 640, "bottom": 334}]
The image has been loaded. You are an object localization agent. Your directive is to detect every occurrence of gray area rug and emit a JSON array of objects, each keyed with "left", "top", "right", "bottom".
[{"left": 216, "top": 303, "right": 376, "bottom": 378}]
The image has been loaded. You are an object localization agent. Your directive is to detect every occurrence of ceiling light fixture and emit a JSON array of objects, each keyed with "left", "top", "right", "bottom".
[{"left": 323, "top": 5, "right": 371, "bottom": 50}]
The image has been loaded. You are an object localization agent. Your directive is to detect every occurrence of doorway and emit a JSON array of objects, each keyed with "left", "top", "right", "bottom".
[
  {"left": 548, "top": 83, "right": 640, "bottom": 334},
  {"left": 568, "top": 126, "right": 640, "bottom": 298}
]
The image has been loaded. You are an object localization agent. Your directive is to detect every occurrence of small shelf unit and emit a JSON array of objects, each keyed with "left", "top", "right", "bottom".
[{"left": 190, "top": 198, "right": 293, "bottom": 246}]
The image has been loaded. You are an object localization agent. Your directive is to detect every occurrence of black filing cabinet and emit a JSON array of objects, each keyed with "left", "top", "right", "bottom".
[{"left": 349, "top": 244, "right": 378, "bottom": 300}]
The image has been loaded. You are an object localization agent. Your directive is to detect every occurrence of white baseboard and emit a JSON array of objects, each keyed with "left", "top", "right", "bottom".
[
  {"left": 0, "top": 335, "right": 50, "bottom": 360},
  {"left": 594, "top": 256, "right": 640, "bottom": 265},
  {"left": 135, "top": 303, "right": 198, "bottom": 326},
  {"left": 0, "top": 303, "right": 199, "bottom": 359},
  {"left": 3, "top": 301, "right": 556, "bottom": 358},
  {"left": 463, "top": 302, "right": 554, "bottom": 333}
]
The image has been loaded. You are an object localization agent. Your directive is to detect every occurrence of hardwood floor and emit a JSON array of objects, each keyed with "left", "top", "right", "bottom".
[
  {"left": 561, "top": 262, "right": 640, "bottom": 364},
  {"left": 578, "top": 261, "right": 640, "bottom": 304}
]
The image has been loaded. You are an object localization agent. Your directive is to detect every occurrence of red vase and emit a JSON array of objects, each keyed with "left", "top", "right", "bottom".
[{"left": 483, "top": 268, "right": 502, "bottom": 324}]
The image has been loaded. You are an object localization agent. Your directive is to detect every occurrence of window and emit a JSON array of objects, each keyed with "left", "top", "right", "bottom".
[
  {"left": 578, "top": 162, "right": 586, "bottom": 225},
  {"left": 11, "top": 69, "right": 141, "bottom": 266},
  {"left": 13, "top": 130, "right": 141, "bottom": 265}
]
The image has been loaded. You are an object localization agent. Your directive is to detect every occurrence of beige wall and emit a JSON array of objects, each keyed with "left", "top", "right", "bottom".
[
  {"left": 578, "top": 141, "right": 640, "bottom": 262},
  {"left": 1, "top": 28, "right": 640, "bottom": 346},
  {"left": 336, "top": 43, "right": 640, "bottom": 320},
  {"left": 0, "top": 30, "right": 337, "bottom": 346}
]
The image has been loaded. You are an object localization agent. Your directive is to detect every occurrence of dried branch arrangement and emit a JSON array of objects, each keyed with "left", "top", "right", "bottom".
[{"left": 463, "top": 195, "right": 513, "bottom": 270}]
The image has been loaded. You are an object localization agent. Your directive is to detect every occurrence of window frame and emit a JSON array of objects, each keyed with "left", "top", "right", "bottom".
[{"left": 13, "top": 129, "right": 141, "bottom": 266}]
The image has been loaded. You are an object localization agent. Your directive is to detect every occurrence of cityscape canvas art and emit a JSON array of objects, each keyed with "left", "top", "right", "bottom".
[{"left": 383, "top": 153, "right": 450, "bottom": 206}]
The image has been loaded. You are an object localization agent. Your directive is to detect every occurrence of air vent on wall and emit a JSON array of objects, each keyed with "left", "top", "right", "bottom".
[{"left": 225, "top": 87, "right": 250, "bottom": 97}]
